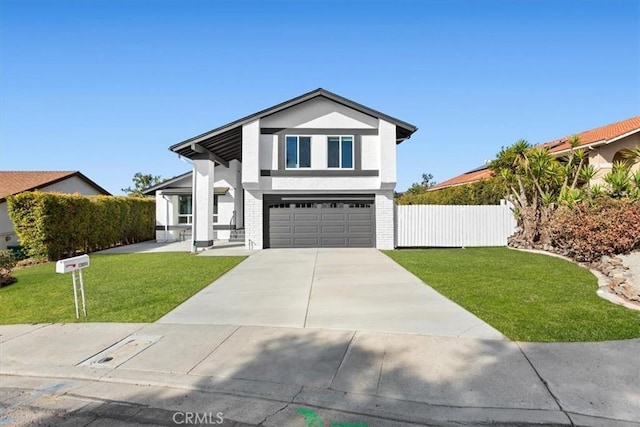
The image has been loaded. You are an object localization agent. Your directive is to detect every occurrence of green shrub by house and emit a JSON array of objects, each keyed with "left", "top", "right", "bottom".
[{"left": 7, "top": 192, "right": 155, "bottom": 260}]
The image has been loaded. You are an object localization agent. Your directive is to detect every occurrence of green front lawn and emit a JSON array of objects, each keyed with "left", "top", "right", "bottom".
[
  {"left": 0, "top": 253, "right": 246, "bottom": 324},
  {"left": 385, "top": 248, "right": 640, "bottom": 342}
]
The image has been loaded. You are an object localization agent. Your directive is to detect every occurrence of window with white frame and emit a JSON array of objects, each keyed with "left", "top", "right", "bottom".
[
  {"left": 213, "top": 194, "right": 219, "bottom": 223},
  {"left": 178, "top": 195, "right": 192, "bottom": 224},
  {"left": 178, "top": 194, "right": 219, "bottom": 224},
  {"left": 286, "top": 136, "right": 311, "bottom": 168},
  {"left": 327, "top": 136, "right": 353, "bottom": 168}
]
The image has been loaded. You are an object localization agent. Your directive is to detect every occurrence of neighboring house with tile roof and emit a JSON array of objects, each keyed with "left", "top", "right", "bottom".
[
  {"left": 0, "top": 171, "right": 110, "bottom": 249},
  {"left": 430, "top": 116, "right": 640, "bottom": 191}
]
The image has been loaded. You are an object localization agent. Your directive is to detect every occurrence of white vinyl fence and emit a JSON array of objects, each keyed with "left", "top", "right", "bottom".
[{"left": 396, "top": 204, "right": 517, "bottom": 247}]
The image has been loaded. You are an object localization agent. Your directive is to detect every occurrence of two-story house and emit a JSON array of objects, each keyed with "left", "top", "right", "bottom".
[{"left": 145, "top": 88, "right": 417, "bottom": 250}]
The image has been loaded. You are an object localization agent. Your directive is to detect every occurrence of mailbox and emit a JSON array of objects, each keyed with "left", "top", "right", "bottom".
[
  {"left": 56, "top": 254, "right": 90, "bottom": 318},
  {"left": 56, "top": 255, "right": 90, "bottom": 274}
]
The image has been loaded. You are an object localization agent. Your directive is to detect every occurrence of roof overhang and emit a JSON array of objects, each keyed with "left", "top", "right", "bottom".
[
  {"left": 141, "top": 171, "right": 191, "bottom": 195},
  {"left": 169, "top": 88, "right": 418, "bottom": 160},
  {"left": 156, "top": 186, "right": 229, "bottom": 196},
  {"left": 141, "top": 171, "right": 231, "bottom": 196},
  {"left": 550, "top": 128, "right": 640, "bottom": 157}
]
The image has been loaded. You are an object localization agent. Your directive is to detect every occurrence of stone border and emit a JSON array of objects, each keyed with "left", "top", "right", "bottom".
[{"left": 509, "top": 247, "right": 640, "bottom": 312}]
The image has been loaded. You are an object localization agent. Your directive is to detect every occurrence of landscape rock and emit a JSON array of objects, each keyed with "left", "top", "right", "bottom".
[{"left": 594, "top": 254, "right": 640, "bottom": 304}]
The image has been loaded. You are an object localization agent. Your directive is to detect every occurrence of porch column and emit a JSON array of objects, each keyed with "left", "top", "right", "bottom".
[
  {"left": 192, "top": 156, "right": 215, "bottom": 250},
  {"left": 155, "top": 191, "right": 168, "bottom": 242}
]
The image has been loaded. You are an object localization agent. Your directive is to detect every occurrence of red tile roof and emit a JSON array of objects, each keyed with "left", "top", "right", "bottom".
[
  {"left": 430, "top": 168, "right": 493, "bottom": 190},
  {"left": 0, "top": 171, "right": 110, "bottom": 202},
  {"left": 430, "top": 116, "right": 640, "bottom": 191},
  {"left": 540, "top": 116, "right": 640, "bottom": 153}
]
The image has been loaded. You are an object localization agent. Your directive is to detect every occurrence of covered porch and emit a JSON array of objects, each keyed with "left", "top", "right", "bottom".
[{"left": 142, "top": 159, "right": 244, "bottom": 247}]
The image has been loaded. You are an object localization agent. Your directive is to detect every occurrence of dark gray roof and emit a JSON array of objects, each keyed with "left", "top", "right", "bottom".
[
  {"left": 141, "top": 171, "right": 191, "bottom": 195},
  {"left": 141, "top": 171, "right": 230, "bottom": 196},
  {"left": 169, "top": 88, "right": 418, "bottom": 161}
]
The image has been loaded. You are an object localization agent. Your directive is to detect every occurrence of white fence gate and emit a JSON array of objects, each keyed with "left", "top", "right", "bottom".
[{"left": 396, "top": 204, "right": 517, "bottom": 247}]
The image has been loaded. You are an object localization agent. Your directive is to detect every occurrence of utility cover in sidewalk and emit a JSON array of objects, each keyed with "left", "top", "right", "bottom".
[{"left": 78, "top": 334, "right": 161, "bottom": 369}]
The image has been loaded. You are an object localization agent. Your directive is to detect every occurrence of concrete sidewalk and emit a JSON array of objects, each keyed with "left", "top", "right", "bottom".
[
  {"left": 95, "top": 240, "right": 256, "bottom": 256},
  {"left": 159, "top": 248, "right": 504, "bottom": 339},
  {"left": 1, "top": 323, "right": 638, "bottom": 426}
]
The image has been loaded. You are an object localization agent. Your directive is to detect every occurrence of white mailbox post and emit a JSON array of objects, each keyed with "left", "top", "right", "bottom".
[{"left": 55, "top": 255, "right": 90, "bottom": 319}]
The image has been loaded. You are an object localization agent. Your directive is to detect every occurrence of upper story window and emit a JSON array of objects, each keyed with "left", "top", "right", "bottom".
[
  {"left": 286, "top": 136, "right": 311, "bottom": 168},
  {"left": 327, "top": 136, "right": 353, "bottom": 169}
]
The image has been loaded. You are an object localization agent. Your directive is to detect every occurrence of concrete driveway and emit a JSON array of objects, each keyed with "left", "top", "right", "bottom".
[{"left": 159, "top": 249, "right": 503, "bottom": 339}]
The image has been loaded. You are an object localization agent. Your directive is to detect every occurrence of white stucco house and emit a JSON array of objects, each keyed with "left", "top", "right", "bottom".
[
  {"left": 144, "top": 88, "right": 417, "bottom": 250},
  {"left": 0, "top": 171, "right": 110, "bottom": 250}
]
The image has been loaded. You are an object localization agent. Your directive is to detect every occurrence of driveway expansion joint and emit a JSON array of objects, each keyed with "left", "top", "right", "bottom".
[
  {"left": 515, "top": 341, "right": 575, "bottom": 426},
  {"left": 328, "top": 330, "right": 357, "bottom": 390},
  {"left": 302, "top": 248, "right": 319, "bottom": 329},
  {"left": 375, "top": 334, "right": 389, "bottom": 395},
  {"left": 0, "top": 323, "right": 53, "bottom": 344},
  {"left": 186, "top": 325, "right": 241, "bottom": 375}
]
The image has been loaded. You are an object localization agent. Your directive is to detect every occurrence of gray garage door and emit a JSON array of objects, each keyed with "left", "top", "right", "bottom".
[{"left": 268, "top": 201, "right": 375, "bottom": 248}]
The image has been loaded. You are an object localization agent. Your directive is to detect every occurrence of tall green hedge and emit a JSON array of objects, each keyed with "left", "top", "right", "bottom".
[
  {"left": 7, "top": 192, "right": 155, "bottom": 260},
  {"left": 396, "top": 178, "right": 504, "bottom": 205}
]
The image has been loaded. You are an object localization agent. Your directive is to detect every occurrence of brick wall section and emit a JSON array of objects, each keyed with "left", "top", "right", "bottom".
[
  {"left": 244, "top": 190, "right": 263, "bottom": 249},
  {"left": 375, "top": 191, "right": 395, "bottom": 250}
]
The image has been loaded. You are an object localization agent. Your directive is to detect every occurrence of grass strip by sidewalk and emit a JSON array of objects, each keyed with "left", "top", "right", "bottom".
[
  {"left": 0, "top": 253, "right": 246, "bottom": 324},
  {"left": 384, "top": 247, "right": 640, "bottom": 342}
]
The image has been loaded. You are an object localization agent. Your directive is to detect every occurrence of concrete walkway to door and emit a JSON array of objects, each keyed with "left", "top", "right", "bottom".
[{"left": 160, "top": 249, "right": 503, "bottom": 339}]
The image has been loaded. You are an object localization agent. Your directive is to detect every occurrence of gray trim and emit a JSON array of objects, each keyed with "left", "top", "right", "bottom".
[
  {"left": 261, "top": 170, "right": 378, "bottom": 177},
  {"left": 279, "top": 196, "right": 376, "bottom": 201},
  {"left": 264, "top": 128, "right": 378, "bottom": 135},
  {"left": 146, "top": 180, "right": 230, "bottom": 196},
  {"left": 264, "top": 194, "right": 376, "bottom": 203},
  {"left": 213, "top": 224, "right": 232, "bottom": 230},
  {"left": 194, "top": 240, "right": 214, "bottom": 247},
  {"left": 158, "top": 188, "right": 191, "bottom": 196},
  {"left": 260, "top": 128, "right": 285, "bottom": 134},
  {"left": 354, "top": 134, "right": 361, "bottom": 170},
  {"left": 155, "top": 224, "right": 232, "bottom": 231},
  {"left": 155, "top": 225, "right": 191, "bottom": 231}
]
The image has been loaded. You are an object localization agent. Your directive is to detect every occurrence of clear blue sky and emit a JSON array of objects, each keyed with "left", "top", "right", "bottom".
[{"left": 1, "top": 0, "right": 638, "bottom": 194}]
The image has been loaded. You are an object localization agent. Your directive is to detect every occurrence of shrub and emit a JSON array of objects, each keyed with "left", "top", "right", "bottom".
[
  {"left": 549, "top": 198, "right": 640, "bottom": 262},
  {"left": 397, "top": 177, "right": 504, "bottom": 205},
  {"left": 7, "top": 192, "right": 155, "bottom": 260},
  {"left": 0, "top": 250, "right": 17, "bottom": 287},
  {"left": 7, "top": 246, "right": 27, "bottom": 261}
]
